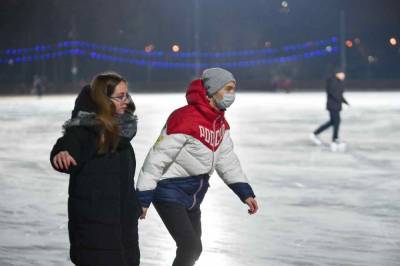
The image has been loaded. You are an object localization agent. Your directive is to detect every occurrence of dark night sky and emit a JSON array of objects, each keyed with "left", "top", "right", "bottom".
[
  {"left": 1, "top": 0, "right": 399, "bottom": 50},
  {"left": 0, "top": 0, "right": 399, "bottom": 84}
]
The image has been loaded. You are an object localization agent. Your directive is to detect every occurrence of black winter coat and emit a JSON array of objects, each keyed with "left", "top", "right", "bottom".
[
  {"left": 326, "top": 77, "right": 348, "bottom": 111},
  {"left": 50, "top": 86, "right": 141, "bottom": 266}
]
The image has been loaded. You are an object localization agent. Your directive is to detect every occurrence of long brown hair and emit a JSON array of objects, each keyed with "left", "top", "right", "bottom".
[{"left": 90, "top": 72, "right": 135, "bottom": 154}]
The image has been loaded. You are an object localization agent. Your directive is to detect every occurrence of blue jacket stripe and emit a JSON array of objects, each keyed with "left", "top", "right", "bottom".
[
  {"left": 228, "top": 182, "right": 256, "bottom": 202},
  {"left": 137, "top": 190, "right": 154, "bottom": 208}
]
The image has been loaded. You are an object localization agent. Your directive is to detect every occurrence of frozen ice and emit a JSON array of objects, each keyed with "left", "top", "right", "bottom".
[{"left": 0, "top": 92, "right": 399, "bottom": 265}]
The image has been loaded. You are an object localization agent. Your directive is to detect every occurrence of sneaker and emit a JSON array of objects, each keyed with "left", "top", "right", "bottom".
[
  {"left": 310, "top": 133, "right": 322, "bottom": 145},
  {"left": 331, "top": 140, "right": 347, "bottom": 152},
  {"left": 330, "top": 141, "right": 338, "bottom": 152}
]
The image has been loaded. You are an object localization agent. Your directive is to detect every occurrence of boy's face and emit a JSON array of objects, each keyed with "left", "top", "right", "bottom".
[{"left": 213, "top": 81, "right": 236, "bottom": 102}]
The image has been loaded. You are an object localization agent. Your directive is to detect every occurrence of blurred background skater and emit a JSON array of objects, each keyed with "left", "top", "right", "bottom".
[
  {"left": 32, "top": 74, "right": 44, "bottom": 98},
  {"left": 310, "top": 68, "right": 350, "bottom": 152}
]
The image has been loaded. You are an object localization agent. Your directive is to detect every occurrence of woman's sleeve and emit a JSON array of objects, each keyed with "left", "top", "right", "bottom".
[{"left": 50, "top": 127, "right": 87, "bottom": 174}]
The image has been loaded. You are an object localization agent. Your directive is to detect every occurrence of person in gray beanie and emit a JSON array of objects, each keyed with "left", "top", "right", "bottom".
[
  {"left": 202, "top": 67, "right": 237, "bottom": 110},
  {"left": 137, "top": 67, "right": 258, "bottom": 266}
]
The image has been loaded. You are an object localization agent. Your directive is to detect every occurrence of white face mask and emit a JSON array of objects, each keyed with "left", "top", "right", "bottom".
[{"left": 214, "top": 93, "right": 236, "bottom": 110}]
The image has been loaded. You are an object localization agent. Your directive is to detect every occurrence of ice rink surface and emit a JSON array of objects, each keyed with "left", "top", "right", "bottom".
[{"left": 0, "top": 92, "right": 399, "bottom": 266}]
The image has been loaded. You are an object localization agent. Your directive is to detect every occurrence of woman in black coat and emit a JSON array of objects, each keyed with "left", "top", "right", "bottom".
[{"left": 50, "top": 72, "right": 141, "bottom": 266}]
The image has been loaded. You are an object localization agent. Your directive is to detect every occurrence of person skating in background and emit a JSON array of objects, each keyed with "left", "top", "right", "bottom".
[
  {"left": 32, "top": 74, "right": 44, "bottom": 97},
  {"left": 137, "top": 67, "right": 258, "bottom": 266},
  {"left": 310, "top": 69, "right": 350, "bottom": 151},
  {"left": 50, "top": 72, "right": 141, "bottom": 266}
]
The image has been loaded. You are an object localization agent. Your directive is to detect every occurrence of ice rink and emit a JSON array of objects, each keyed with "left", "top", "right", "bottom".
[{"left": 0, "top": 92, "right": 399, "bottom": 266}]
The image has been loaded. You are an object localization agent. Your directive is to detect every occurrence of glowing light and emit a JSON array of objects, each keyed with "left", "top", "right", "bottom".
[
  {"left": 345, "top": 40, "right": 353, "bottom": 48},
  {"left": 144, "top": 44, "right": 155, "bottom": 53},
  {"left": 368, "top": 55, "right": 377, "bottom": 64},
  {"left": 264, "top": 41, "right": 272, "bottom": 48},
  {"left": 325, "top": 46, "right": 333, "bottom": 52},
  {"left": 389, "top": 38, "right": 397, "bottom": 46},
  {"left": 172, "top": 44, "right": 180, "bottom": 53},
  {"left": 279, "top": 1, "right": 290, "bottom": 13}
]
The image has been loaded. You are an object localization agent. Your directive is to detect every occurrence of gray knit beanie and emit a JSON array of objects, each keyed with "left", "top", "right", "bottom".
[{"left": 201, "top": 67, "right": 236, "bottom": 96}]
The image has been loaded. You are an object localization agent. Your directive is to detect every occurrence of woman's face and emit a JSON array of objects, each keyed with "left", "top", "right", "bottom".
[{"left": 109, "top": 81, "right": 129, "bottom": 114}]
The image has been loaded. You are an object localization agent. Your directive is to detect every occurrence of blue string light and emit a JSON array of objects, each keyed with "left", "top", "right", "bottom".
[
  {"left": 0, "top": 49, "right": 85, "bottom": 65},
  {"left": 0, "top": 46, "right": 338, "bottom": 69},
  {"left": 1, "top": 37, "right": 338, "bottom": 59}
]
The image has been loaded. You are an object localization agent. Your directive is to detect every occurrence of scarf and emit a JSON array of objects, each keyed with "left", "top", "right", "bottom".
[{"left": 63, "top": 111, "right": 138, "bottom": 139}]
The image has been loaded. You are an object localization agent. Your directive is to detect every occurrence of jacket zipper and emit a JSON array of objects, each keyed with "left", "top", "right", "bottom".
[
  {"left": 189, "top": 115, "right": 221, "bottom": 210},
  {"left": 210, "top": 115, "right": 221, "bottom": 171}
]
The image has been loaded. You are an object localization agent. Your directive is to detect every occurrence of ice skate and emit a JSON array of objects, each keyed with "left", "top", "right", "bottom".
[
  {"left": 330, "top": 140, "right": 347, "bottom": 152},
  {"left": 310, "top": 133, "right": 323, "bottom": 146}
]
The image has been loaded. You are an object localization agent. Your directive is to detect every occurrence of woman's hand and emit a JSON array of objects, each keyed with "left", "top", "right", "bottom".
[
  {"left": 140, "top": 208, "right": 148, "bottom": 220},
  {"left": 245, "top": 197, "right": 259, "bottom": 215},
  {"left": 53, "top": 151, "right": 77, "bottom": 170}
]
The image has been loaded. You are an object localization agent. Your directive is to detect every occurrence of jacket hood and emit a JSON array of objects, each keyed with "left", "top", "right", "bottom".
[
  {"left": 71, "top": 85, "right": 98, "bottom": 118},
  {"left": 185, "top": 79, "right": 225, "bottom": 121}
]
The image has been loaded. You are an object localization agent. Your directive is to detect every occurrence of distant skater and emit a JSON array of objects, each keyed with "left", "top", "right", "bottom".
[
  {"left": 310, "top": 69, "right": 350, "bottom": 151},
  {"left": 33, "top": 75, "right": 44, "bottom": 97}
]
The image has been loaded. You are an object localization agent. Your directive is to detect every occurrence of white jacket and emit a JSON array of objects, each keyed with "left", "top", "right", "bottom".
[{"left": 136, "top": 79, "right": 255, "bottom": 208}]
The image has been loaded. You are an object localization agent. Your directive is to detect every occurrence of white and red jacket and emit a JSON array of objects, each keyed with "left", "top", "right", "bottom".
[{"left": 136, "top": 79, "right": 255, "bottom": 209}]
